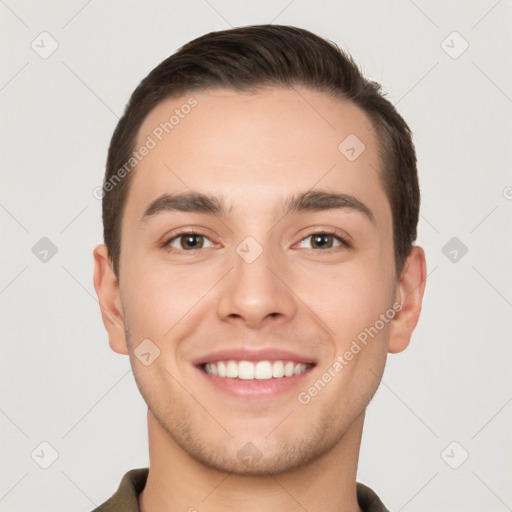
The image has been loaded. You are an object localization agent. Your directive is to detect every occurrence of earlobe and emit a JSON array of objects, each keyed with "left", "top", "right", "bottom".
[
  {"left": 388, "top": 246, "right": 427, "bottom": 354},
  {"left": 92, "top": 244, "right": 129, "bottom": 355}
]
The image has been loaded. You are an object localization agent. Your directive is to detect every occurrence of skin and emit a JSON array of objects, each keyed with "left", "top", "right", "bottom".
[{"left": 93, "top": 86, "right": 426, "bottom": 512}]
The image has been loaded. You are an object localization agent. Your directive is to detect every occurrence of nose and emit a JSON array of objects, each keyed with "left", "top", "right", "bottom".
[{"left": 216, "top": 241, "right": 297, "bottom": 329}]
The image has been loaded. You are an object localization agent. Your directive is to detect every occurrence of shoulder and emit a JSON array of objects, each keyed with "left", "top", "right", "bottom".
[
  {"left": 356, "top": 481, "right": 391, "bottom": 512},
  {"left": 90, "top": 468, "right": 149, "bottom": 512}
]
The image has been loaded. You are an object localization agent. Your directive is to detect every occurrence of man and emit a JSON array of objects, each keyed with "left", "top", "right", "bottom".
[{"left": 92, "top": 24, "right": 426, "bottom": 512}]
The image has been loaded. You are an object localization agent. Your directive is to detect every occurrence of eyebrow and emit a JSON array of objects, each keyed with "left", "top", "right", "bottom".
[{"left": 141, "top": 189, "right": 375, "bottom": 224}]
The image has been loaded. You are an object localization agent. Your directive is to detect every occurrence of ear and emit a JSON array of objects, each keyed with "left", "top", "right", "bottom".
[
  {"left": 388, "top": 246, "right": 427, "bottom": 354},
  {"left": 93, "top": 244, "right": 129, "bottom": 355}
]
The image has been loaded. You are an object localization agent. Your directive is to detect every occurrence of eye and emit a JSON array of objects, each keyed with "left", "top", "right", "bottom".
[
  {"left": 296, "top": 232, "right": 350, "bottom": 250},
  {"left": 164, "top": 231, "right": 214, "bottom": 251}
]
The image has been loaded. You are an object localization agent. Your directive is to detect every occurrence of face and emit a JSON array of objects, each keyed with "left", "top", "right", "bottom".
[{"left": 96, "top": 86, "right": 421, "bottom": 475}]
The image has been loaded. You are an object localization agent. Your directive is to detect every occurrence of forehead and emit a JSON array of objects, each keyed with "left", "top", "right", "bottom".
[{"left": 125, "top": 86, "right": 390, "bottom": 227}]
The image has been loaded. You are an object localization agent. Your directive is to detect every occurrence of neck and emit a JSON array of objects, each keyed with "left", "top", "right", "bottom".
[{"left": 139, "top": 410, "right": 365, "bottom": 512}]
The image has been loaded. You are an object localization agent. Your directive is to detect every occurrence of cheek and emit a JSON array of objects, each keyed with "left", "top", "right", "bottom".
[
  {"left": 293, "top": 258, "right": 394, "bottom": 341},
  {"left": 119, "top": 256, "right": 219, "bottom": 341}
]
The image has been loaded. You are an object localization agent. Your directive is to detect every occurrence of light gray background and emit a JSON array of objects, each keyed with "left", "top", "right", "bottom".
[{"left": 1, "top": 1, "right": 511, "bottom": 511}]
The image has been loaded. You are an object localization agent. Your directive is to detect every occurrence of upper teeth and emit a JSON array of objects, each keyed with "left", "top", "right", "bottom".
[{"left": 204, "top": 360, "right": 310, "bottom": 380}]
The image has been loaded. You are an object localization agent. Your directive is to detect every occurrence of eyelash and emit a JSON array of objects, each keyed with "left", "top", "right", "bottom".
[{"left": 161, "top": 229, "right": 351, "bottom": 253}]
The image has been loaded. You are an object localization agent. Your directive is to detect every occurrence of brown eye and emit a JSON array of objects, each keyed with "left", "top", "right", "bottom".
[
  {"left": 297, "top": 232, "right": 348, "bottom": 250},
  {"left": 311, "top": 234, "right": 334, "bottom": 249},
  {"left": 165, "top": 232, "right": 213, "bottom": 251},
  {"left": 181, "top": 234, "right": 203, "bottom": 249}
]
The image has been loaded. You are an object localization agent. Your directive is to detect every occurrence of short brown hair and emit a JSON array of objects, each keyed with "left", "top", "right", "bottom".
[{"left": 102, "top": 24, "right": 419, "bottom": 278}]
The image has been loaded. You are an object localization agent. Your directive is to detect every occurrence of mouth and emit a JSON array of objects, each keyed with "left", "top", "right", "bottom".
[
  {"left": 198, "top": 359, "right": 315, "bottom": 380},
  {"left": 195, "top": 359, "right": 317, "bottom": 399}
]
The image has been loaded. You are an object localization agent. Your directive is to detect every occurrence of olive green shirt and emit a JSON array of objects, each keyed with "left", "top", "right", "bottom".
[{"left": 91, "top": 468, "right": 390, "bottom": 512}]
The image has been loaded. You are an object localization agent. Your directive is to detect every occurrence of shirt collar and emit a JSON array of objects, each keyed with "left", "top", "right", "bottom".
[{"left": 92, "top": 467, "right": 390, "bottom": 512}]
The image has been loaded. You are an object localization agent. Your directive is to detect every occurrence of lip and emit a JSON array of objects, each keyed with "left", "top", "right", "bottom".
[
  {"left": 195, "top": 363, "right": 315, "bottom": 399},
  {"left": 191, "top": 347, "right": 317, "bottom": 366}
]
